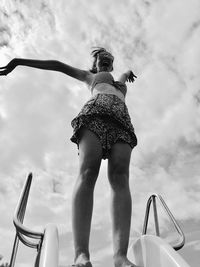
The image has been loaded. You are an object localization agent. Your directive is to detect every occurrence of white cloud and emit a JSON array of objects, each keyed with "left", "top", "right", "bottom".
[{"left": 185, "top": 240, "right": 200, "bottom": 251}]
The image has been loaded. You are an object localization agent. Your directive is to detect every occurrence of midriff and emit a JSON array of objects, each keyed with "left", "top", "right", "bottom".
[{"left": 92, "top": 83, "right": 125, "bottom": 102}]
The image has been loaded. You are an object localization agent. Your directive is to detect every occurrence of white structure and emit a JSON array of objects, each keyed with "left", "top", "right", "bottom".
[{"left": 128, "top": 235, "right": 190, "bottom": 267}]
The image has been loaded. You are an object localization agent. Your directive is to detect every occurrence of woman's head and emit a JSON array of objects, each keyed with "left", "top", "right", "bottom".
[{"left": 90, "top": 47, "right": 114, "bottom": 73}]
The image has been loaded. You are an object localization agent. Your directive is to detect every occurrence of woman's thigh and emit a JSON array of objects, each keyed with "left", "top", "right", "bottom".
[
  {"left": 107, "top": 142, "right": 132, "bottom": 184},
  {"left": 78, "top": 128, "right": 103, "bottom": 173}
]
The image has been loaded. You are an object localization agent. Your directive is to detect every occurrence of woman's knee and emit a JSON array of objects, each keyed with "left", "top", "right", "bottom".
[
  {"left": 108, "top": 168, "right": 130, "bottom": 190},
  {"left": 78, "top": 166, "right": 99, "bottom": 189}
]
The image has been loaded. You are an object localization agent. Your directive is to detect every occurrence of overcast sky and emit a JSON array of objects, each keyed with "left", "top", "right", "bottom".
[{"left": 0, "top": 0, "right": 200, "bottom": 266}]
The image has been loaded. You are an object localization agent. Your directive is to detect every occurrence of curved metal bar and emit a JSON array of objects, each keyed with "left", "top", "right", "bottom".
[
  {"left": 13, "top": 173, "right": 43, "bottom": 239},
  {"left": 10, "top": 173, "right": 59, "bottom": 267},
  {"left": 14, "top": 220, "right": 43, "bottom": 239},
  {"left": 10, "top": 173, "right": 44, "bottom": 267},
  {"left": 142, "top": 194, "right": 185, "bottom": 251},
  {"left": 17, "top": 232, "right": 39, "bottom": 249}
]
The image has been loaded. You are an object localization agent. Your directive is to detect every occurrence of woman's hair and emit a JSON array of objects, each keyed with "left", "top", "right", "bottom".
[{"left": 90, "top": 47, "right": 114, "bottom": 73}]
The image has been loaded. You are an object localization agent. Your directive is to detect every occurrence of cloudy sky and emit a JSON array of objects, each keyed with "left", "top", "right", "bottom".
[{"left": 0, "top": 0, "right": 200, "bottom": 266}]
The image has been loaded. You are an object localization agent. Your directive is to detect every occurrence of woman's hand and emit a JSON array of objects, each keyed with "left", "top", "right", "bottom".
[
  {"left": 0, "top": 59, "right": 18, "bottom": 76},
  {"left": 126, "top": 70, "right": 137, "bottom": 83}
]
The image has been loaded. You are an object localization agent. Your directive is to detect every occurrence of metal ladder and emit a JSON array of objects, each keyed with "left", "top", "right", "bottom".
[
  {"left": 142, "top": 193, "right": 185, "bottom": 250},
  {"left": 9, "top": 173, "right": 59, "bottom": 267}
]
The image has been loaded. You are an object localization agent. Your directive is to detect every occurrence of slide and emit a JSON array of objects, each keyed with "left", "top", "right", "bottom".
[{"left": 128, "top": 234, "right": 191, "bottom": 267}]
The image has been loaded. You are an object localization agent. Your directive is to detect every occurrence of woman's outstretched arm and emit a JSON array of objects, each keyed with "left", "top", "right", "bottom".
[
  {"left": 0, "top": 58, "right": 91, "bottom": 82},
  {"left": 118, "top": 70, "right": 137, "bottom": 84}
]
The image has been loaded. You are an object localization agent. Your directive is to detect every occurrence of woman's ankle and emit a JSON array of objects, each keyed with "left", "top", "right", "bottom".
[{"left": 74, "top": 251, "right": 90, "bottom": 263}]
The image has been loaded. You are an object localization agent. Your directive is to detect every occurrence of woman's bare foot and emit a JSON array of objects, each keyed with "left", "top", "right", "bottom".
[
  {"left": 114, "top": 255, "right": 137, "bottom": 267},
  {"left": 73, "top": 253, "right": 92, "bottom": 267}
]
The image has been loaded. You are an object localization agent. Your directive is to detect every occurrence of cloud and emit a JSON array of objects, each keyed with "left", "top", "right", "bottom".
[
  {"left": 186, "top": 240, "right": 200, "bottom": 251},
  {"left": 0, "top": 0, "right": 56, "bottom": 56},
  {"left": 0, "top": 25, "right": 11, "bottom": 47}
]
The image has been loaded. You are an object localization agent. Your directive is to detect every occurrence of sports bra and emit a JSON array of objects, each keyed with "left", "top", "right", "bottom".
[{"left": 88, "top": 72, "right": 127, "bottom": 98}]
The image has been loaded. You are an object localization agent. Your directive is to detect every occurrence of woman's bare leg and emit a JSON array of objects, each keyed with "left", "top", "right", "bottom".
[
  {"left": 108, "top": 143, "right": 136, "bottom": 267},
  {"left": 72, "top": 129, "right": 102, "bottom": 267}
]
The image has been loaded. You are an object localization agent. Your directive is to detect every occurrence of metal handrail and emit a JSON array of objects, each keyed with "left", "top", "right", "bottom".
[
  {"left": 17, "top": 232, "right": 41, "bottom": 249},
  {"left": 142, "top": 194, "right": 185, "bottom": 251},
  {"left": 13, "top": 173, "right": 43, "bottom": 241},
  {"left": 9, "top": 173, "right": 44, "bottom": 267},
  {"left": 9, "top": 173, "right": 59, "bottom": 267}
]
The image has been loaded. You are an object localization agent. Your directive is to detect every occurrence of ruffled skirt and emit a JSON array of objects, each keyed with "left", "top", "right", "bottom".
[{"left": 70, "top": 94, "right": 137, "bottom": 159}]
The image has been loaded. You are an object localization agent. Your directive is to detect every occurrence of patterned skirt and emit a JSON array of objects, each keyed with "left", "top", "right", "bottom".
[{"left": 70, "top": 94, "right": 137, "bottom": 159}]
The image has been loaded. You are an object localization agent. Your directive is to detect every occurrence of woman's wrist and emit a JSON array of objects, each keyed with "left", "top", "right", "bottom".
[{"left": 126, "top": 70, "right": 132, "bottom": 78}]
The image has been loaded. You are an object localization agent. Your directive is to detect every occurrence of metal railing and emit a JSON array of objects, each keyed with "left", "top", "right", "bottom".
[
  {"left": 142, "top": 194, "right": 185, "bottom": 250},
  {"left": 9, "top": 173, "right": 59, "bottom": 267}
]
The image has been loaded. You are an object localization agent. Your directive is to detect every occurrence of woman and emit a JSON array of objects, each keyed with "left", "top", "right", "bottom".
[{"left": 0, "top": 48, "right": 138, "bottom": 267}]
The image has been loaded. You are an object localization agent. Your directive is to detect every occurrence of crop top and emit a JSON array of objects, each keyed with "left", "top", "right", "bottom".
[{"left": 87, "top": 72, "right": 127, "bottom": 102}]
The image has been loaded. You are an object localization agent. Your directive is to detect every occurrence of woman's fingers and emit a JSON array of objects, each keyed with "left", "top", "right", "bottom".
[
  {"left": 0, "top": 69, "right": 8, "bottom": 75},
  {"left": 129, "top": 71, "right": 137, "bottom": 82},
  {"left": 130, "top": 71, "right": 137, "bottom": 79}
]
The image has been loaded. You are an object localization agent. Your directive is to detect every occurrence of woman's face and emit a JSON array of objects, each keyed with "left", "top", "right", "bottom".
[{"left": 96, "top": 51, "right": 114, "bottom": 72}]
